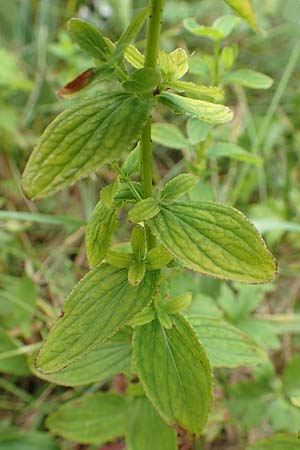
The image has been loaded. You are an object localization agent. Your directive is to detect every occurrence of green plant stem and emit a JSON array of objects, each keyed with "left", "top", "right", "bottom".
[{"left": 140, "top": 0, "right": 164, "bottom": 249}]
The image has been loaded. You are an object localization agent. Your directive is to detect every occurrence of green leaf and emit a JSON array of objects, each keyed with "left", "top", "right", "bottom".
[
  {"left": 206, "top": 142, "right": 263, "bottom": 166},
  {"left": 0, "top": 429, "right": 60, "bottom": 450},
  {"left": 159, "top": 49, "right": 188, "bottom": 81},
  {"left": 85, "top": 200, "right": 118, "bottom": 267},
  {"left": 128, "top": 260, "right": 146, "bottom": 286},
  {"left": 121, "top": 144, "right": 140, "bottom": 177},
  {"left": 131, "top": 226, "right": 147, "bottom": 259},
  {"left": 159, "top": 92, "right": 233, "bottom": 124},
  {"left": 124, "top": 68, "right": 160, "bottom": 93},
  {"left": 166, "top": 80, "right": 224, "bottom": 101},
  {"left": 112, "top": 7, "right": 149, "bottom": 61},
  {"left": 133, "top": 314, "right": 213, "bottom": 436},
  {"left": 22, "top": 92, "right": 153, "bottom": 199},
  {"left": 68, "top": 18, "right": 113, "bottom": 61},
  {"left": 184, "top": 18, "right": 222, "bottom": 41},
  {"left": 163, "top": 293, "right": 192, "bottom": 314},
  {"left": 189, "top": 316, "right": 266, "bottom": 367},
  {"left": 46, "top": 393, "right": 127, "bottom": 445},
  {"left": 246, "top": 434, "right": 299, "bottom": 450},
  {"left": 129, "top": 198, "right": 160, "bottom": 223},
  {"left": 184, "top": 15, "right": 240, "bottom": 42},
  {"left": 152, "top": 123, "right": 191, "bottom": 150},
  {"left": 187, "top": 118, "right": 213, "bottom": 145},
  {"left": 101, "top": 179, "right": 121, "bottom": 208},
  {"left": 221, "top": 69, "right": 273, "bottom": 89},
  {"left": 126, "top": 396, "right": 177, "bottom": 450},
  {"left": 161, "top": 174, "right": 198, "bottom": 201},
  {"left": 29, "top": 337, "right": 131, "bottom": 386},
  {"left": 282, "top": 356, "right": 300, "bottom": 399},
  {"left": 224, "top": 0, "right": 258, "bottom": 31},
  {"left": 36, "top": 264, "right": 158, "bottom": 373},
  {"left": 149, "top": 201, "right": 277, "bottom": 283},
  {"left": 0, "top": 328, "right": 29, "bottom": 375},
  {"left": 124, "top": 44, "right": 145, "bottom": 69},
  {"left": 213, "top": 15, "right": 241, "bottom": 39},
  {"left": 106, "top": 250, "right": 132, "bottom": 268},
  {"left": 128, "top": 306, "right": 156, "bottom": 327},
  {"left": 146, "top": 246, "right": 173, "bottom": 270}
]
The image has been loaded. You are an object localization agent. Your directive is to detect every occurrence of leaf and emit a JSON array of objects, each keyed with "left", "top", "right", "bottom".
[
  {"left": 85, "top": 200, "right": 118, "bottom": 267},
  {"left": 128, "top": 306, "right": 156, "bottom": 326},
  {"left": 22, "top": 92, "right": 153, "bottom": 199},
  {"left": 29, "top": 337, "right": 131, "bottom": 386},
  {"left": 124, "top": 44, "right": 145, "bottom": 69},
  {"left": 0, "top": 429, "right": 60, "bottom": 450},
  {"left": 282, "top": 356, "right": 300, "bottom": 399},
  {"left": 206, "top": 142, "right": 263, "bottom": 166},
  {"left": 164, "top": 293, "right": 192, "bottom": 314},
  {"left": 159, "top": 92, "right": 233, "bottom": 124},
  {"left": 187, "top": 119, "right": 213, "bottom": 145},
  {"left": 68, "top": 18, "right": 113, "bottom": 61},
  {"left": 221, "top": 69, "right": 273, "bottom": 89},
  {"left": 129, "top": 198, "right": 160, "bottom": 223},
  {"left": 121, "top": 144, "right": 140, "bottom": 177},
  {"left": 124, "top": 68, "right": 160, "bottom": 93},
  {"left": 112, "top": 7, "right": 149, "bottom": 61},
  {"left": 133, "top": 314, "right": 213, "bottom": 436},
  {"left": 0, "top": 328, "right": 29, "bottom": 375},
  {"left": 131, "top": 226, "right": 146, "bottom": 261},
  {"left": 183, "top": 18, "right": 222, "bottom": 40},
  {"left": 246, "top": 434, "right": 300, "bottom": 450},
  {"left": 149, "top": 201, "right": 277, "bottom": 283},
  {"left": 126, "top": 396, "right": 177, "bottom": 450},
  {"left": 152, "top": 123, "right": 191, "bottom": 150},
  {"left": 166, "top": 80, "right": 224, "bottom": 101},
  {"left": 101, "top": 179, "right": 121, "bottom": 208},
  {"left": 212, "top": 15, "right": 241, "bottom": 39},
  {"left": 46, "top": 393, "right": 127, "bottom": 445},
  {"left": 128, "top": 260, "right": 146, "bottom": 286},
  {"left": 106, "top": 250, "right": 132, "bottom": 268},
  {"left": 57, "top": 68, "right": 97, "bottom": 97},
  {"left": 159, "top": 48, "right": 188, "bottom": 81},
  {"left": 146, "top": 246, "right": 173, "bottom": 270},
  {"left": 224, "top": 0, "right": 258, "bottom": 31},
  {"left": 189, "top": 316, "right": 266, "bottom": 367},
  {"left": 161, "top": 174, "right": 198, "bottom": 201},
  {"left": 36, "top": 264, "right": 158, "bottom": 373}
]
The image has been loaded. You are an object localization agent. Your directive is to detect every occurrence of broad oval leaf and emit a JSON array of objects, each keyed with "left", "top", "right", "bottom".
[
  {"left": 86, "top": 200, "right": 118, "bottom": 267},
  {"left": 224, "top": 0, "right": 258, "bottom": 31},
  {"left": 68, "top": 18, "right": 113, "bottom": 61},
  {"left": 36, "top": 264, "right": 159, "bottom": 373},
  {"left": 30, "top": 338, "right": 131, "bottom": 386},
  {"left": 206, "top": 142, "right": 263, "bottom": 166},
  {"left": 152, "top": 123, "right": 191, "bottom": 150},
  {"left": 46, "top": 393, "right": 127, "bottom": 445},
  {"left": 149, "top": 201, "right": 277, "bottom": 283},
  {"left": 189, "top": 316, "right": 266, "bottom": 368},
  {"left": 0, "top": 328, "right": 29, "bottom": 376},
  {"left": 187, "top": 118, "right": 213, "bottom": 145},
  {"left": 129, "top": 197, "right": 160, "bottom": 223},
  {"left": 126, "top": 396, "right": 177, "bottom": 450},
  {"left": 246, "top": 434, "right": 299, "bottom": 450},
  {"left": 221, "top": 69, "right": 273, "bottom": 89},
  {"left": 22, "top": 92, "right": 153, "bottom": 199},
  {"left": 161, "top": 174, "right": 198, "bottom": 201},
  {"left": 0, "top": 429, "right": 60, "bottom": 450},
  {"left": 159, "top": 92, "right": 233, "bottom": 124},
  {"left": 133, "top": 314, "right": 213, "bottom": 436},
  {"left": 124, "top": 68, "right": 160, "bottom": 94}
]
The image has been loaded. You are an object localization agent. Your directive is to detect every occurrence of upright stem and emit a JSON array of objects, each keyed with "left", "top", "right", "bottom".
[{"left": 140, "top": 0, "right": 164, "bottom": 249}]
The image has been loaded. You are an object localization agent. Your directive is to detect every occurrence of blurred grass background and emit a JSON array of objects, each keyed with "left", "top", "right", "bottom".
[{"left": 0, "top": 1, "right": 300, "bottom": 449}]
